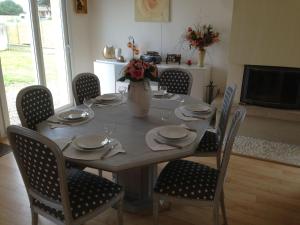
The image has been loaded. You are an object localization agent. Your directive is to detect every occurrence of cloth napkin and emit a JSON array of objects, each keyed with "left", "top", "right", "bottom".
[
  {"left": 55, "top": 138, "right": 125, "bottom": 161},
  {"left": 145, "top": 126, "right": 197, "bottom": 151}
]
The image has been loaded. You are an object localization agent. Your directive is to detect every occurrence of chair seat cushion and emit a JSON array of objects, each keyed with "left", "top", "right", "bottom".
[
  {"left": 33, "top": 169, "right": 122, "bottom": 221},
  {"left": 154, "top": 160, "right": 219, "bottom": 201},
  {"left": 196, "top": 131, "right": 219, "bottom": 153}
]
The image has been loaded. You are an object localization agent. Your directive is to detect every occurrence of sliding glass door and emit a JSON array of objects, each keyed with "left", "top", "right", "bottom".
[{"left": 0, "top": 0, "right": 72, "bottom": 132}]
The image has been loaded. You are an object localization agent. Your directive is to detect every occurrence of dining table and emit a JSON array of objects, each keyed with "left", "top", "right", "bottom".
[{"left": 37, "top": 95, "right": 214, "bottom": 212}]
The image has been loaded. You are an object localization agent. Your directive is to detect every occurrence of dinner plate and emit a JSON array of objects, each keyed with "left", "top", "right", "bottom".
[
  {"left": 184, "top": 104, "right": 211, "bottom": 113},
  {"left": 158, "top": 125, "right": 189, "bottom": 140},
  {"left": 96, "top": 93, "right": 118, "bottom": 101},
  {"left": 153, "top": 90, "right": 167, "bottom": 97},
  {"left": 74, "top": 134, "right": 109, "bottom": 149},
  {"left": 57, "top": 109, "right": 89, "bottom": 121}
]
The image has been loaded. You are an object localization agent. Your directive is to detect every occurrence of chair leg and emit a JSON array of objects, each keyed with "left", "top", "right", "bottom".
[
  {"left": 117, "top": 199, "right": 123, "bottom": 225},
  {"left": 216, "top": 153, "right": 221, "bottom": 169},
  {"left": 98, "top": 169, "right": 102, "bottom": 177},
  {"left": 31, "top": 209, "right": 38, "bottom": 225},
  {"left": 220, "top": 190, "right": 228, "bottom": 225},
  {"left": 153, "top": 194, "right": 159, "bottom": 225},
  {"left": 213, "top": 204, "right": 220, "bottom": 225}
]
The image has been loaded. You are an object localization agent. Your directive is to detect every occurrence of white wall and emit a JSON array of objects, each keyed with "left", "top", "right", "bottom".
[
  {"left": 86, "top": 0, "right": 233, "bottom": 92},
  {"left": 227, "top": 0, "right": 300, "bottom": 102},
  {"left": 66, "top": 0, "right": 93, "bottom": 76}
]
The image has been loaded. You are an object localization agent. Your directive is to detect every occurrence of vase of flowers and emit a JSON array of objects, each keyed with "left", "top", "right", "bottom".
[
  {"left": 119, "top": 59, "right": 158, "bottom": 117},
  {"left": 185, "top": 24, "right": 220, "bottom": 67}
]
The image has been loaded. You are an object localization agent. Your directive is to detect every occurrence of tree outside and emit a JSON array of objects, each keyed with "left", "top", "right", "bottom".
[{"left": 0, "top": 0, "right": 23, "bottom": 15}]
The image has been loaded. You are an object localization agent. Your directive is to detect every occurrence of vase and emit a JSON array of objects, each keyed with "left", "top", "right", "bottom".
[
  {"left": 127, "top": 80, "right": 152, "bottom": 118},
  {"left": 198, "top": 49, "right": 206, "bottom": 67}
]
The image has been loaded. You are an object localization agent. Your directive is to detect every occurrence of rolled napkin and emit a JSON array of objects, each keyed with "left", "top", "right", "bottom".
[{"left": 145, "top": 126, "right": 197, "bottom": 151}]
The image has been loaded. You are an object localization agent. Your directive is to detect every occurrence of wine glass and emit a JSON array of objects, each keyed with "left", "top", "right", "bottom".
[
  {"left": 104, "top": 123, "right": 116, "bottom": 144},
  {"left": 161, "top": 109, "right": 172, "bottom": 121},
  {"left": 118, "top": 86, "right": 127, "bottom": 101},
  {"left": 159, "top": 85, "right": 168, "bottom": 95},
  {"left": 83, "top": 97, "right": 94, "bottom": 110}
]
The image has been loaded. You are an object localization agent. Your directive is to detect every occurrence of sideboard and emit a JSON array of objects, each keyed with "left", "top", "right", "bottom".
[{"left": 94, "top": 59, "right": 211, "bottom": 101}]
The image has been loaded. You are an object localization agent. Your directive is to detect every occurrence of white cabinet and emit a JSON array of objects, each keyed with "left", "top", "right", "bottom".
[{"left": 94, "top": 59, "right": 211, "bottom": 101}]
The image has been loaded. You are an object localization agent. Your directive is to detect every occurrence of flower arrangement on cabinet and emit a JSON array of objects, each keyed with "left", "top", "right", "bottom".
[
  {"left": 185, "top": 24, "right": 220, "bottom": 67},
  {"left": 185, "top": 24, "right": 220, "bottom": 51}
]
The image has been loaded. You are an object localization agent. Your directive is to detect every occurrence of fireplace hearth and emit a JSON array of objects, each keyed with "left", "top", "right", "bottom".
[{"left": 240, "top": 65, "right": 300, "bottom": 109}]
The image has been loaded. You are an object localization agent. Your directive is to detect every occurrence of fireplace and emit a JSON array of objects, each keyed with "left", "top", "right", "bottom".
[{"left": 240, "top": 65, "right": 300, "bottom": 109}]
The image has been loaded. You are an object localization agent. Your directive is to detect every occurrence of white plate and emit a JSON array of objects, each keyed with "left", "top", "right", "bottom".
[
  {"left": 57, "top": 109, "right": 89, "bottom": 121},
  {"left": 184, "top": 104, "right": 211, "bottom": 113},
  {"left": 74, "top": 134, "right": 108, "bottom": 149},
  {"left": 153, "top": 90, "right": 167, "bottom": 96},
  {"left": 96, "top": 93, "right": 118, "bottom": 101},
  {"left": 158, "top": 125, "right": 189, "bottom": 140}
]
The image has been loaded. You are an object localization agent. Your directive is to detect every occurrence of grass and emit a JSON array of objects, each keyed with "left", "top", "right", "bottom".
[{"left": 0, "top": 45, "right": 58, "bottom": 86}]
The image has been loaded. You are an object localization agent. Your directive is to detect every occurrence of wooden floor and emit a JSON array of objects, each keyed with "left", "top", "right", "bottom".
[{"left": 0, "top": 151, "right": 300, "bottom": 225}]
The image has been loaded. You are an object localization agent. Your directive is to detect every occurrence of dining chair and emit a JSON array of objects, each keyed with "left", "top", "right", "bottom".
[
  {"left": 158, "top": 68, "right": 193, "bottom": 95},
  {"left": 194, "top": 84, "right": 237, "bottom": 167},
  {"left": 7, "top": 125, "right": 124, "bottom": 225},
  {"left": 72, "top": 73, "right": 100, "bottom": 105},
  {"left": 153, "top": 107, "right": 246, "bottom": 225},
  {"left": 16, "top": 85, "right": 55, "bottom": 131}
]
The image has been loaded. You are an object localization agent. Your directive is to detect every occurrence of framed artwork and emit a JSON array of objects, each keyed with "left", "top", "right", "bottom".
[
  {"left": 74, "top": 0, "right": 88, "bottom": 14},
  {"left": 135, "top": 0, "right": 170, "bottom": 22},
  {"left": 166, "top": 54, "right": 181, "bottom": 64}
]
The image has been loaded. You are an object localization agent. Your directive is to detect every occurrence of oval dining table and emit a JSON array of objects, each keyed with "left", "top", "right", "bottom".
[{"left": 37, "top": 95, "right": 214, "bottom": 212}]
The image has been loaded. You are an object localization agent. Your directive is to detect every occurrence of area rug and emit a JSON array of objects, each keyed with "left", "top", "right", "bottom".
[
  {"left": 233, "top": 136, "right": 300, "bottom": 167},
  {"left": 0, "top": 143, "right": 11, "bottom": 157}
]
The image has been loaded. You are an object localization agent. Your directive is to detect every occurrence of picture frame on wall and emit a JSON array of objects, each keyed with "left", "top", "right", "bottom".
[
  {"left": 74, "top": 0, "right": 88, "bottom": 14},
  {"left": 135, "top": 0, "right": 170, "bottom": 22}
]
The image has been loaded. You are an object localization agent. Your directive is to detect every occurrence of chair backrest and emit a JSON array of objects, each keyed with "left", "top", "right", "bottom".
[
  {"left": 72, "top": 73, "right": 100, "bottom": 105},
  {"left": 159, "top": 68, "right": 193, "bottom": 95},
  {"left": 16, "top": 85, "right": 54, "bottom": 130},
  {"left": 216, "top": 84, "right": 237, "bottom": 144},
  {"left": 7, "top": 125, "right": 72, "bottom": 222},
  {"left": 214, "top": 107, "right": 246, "bottom": 201}
]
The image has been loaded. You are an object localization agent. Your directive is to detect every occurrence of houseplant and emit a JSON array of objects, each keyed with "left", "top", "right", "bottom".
[
  {"left": 185, "top": 24, "right": 220, "bottom": 67},
  {"left": 119, "top": 59, "right": 158, "bottom": 117}
]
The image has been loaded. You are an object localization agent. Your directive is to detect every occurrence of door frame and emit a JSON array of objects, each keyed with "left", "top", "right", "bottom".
[{"left": 0, "top": 0, "right": 73, "bottom": 137}]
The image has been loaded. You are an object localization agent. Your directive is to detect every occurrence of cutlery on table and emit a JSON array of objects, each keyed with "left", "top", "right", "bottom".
[
  {"left": 61, "top": 136, "right": 76, "bottom": 151},
  {"left": 100, "top": 143, "right": 118, "bottom": 159},
  {"left": 153, "top": 138, "right": 182, "bottom": 149}
]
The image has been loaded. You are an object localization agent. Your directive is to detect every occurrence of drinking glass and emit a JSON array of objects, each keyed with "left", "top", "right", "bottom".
[
  {"left": 83, "top": 97, "right": 94, "bottom": 110},
  {"left": 159, "top": 85, "right": 168, "bottom": 95},
  {"left": 118, "top": 86, "right": 127, "bottom": 101},
  {"left": 161, "top": 110, "right": 172, "bottom": 121},
  {"left": 104, "top": 123, "right": 116, "bottom": 143}
]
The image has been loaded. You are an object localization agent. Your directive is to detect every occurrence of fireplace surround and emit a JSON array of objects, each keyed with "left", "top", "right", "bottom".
[{"left": 240, "top": 65, "right": 300, "bottom": 109}]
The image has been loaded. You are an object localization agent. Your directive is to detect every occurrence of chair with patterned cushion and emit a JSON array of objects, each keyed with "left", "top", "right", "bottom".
[
  {"left": 72, "top": 73, "right": 100, "bottom": 105},
  {"left": 194, "top": 84, "right": 237, "bottom": 167},
  {"left": 158, "top": 68, "right": 193, "bottom": 95},
  {"left": 7, "top": 125, "right": 124, "bottom": 225},
  {"left": 16, "top": 85, "right": 55, "bottom": 131},
  {"left": 153, "top": 107, "right": 246, "bottom": 225}
]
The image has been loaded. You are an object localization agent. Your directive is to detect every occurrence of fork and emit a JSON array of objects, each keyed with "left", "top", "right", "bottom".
[
  {"left": 100, "top": 143, "right": 118, "bottom": 159},
  {"left": 61, "top": 136, "right": 76, "bottom": 151}
]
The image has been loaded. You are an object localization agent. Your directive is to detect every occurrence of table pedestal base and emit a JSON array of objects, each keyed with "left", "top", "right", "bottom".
[{"left": 116, "top": 165, "right": 157, "bottom": 213}]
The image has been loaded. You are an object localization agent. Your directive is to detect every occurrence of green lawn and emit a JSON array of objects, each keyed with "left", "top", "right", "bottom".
[{"left": 0, "top": 45, "right": 58, "bottom": 86}]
